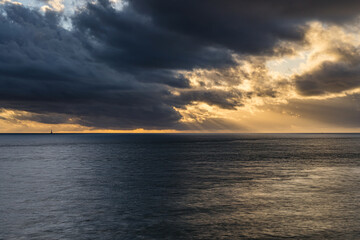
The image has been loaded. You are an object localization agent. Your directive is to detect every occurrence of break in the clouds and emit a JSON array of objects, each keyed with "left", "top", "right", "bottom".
[{"left": 0, "top": 0, "right": 360, "bottom": 132}]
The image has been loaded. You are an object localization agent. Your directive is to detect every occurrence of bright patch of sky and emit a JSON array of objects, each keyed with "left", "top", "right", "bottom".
[{"left": 266, "top": 51, "right": 310, "bottom": 77}]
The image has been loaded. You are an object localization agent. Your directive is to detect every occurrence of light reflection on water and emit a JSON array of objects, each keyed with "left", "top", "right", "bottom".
[{"left": 0, "top": 134, "right": 359, "bottom": 239}]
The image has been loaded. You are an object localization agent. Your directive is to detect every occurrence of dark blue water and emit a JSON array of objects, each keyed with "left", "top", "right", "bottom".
[{"left": 0, "top": 134, "right": 359, "bottom": 239}]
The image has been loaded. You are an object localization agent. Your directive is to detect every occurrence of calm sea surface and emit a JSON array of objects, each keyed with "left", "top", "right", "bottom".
[{"left": 0, "top": 133, "right": 359, "bottom": 239}]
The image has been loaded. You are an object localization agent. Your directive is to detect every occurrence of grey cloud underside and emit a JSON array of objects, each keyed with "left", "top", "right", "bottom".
[
  {"left": 1, "top": 0, "right": 360, "bottom": 129},
  {"left": 295, "top": 62, "right": 360, "bottom": 96},
  {"left": 295, "top": 46, "right": 360, "bottom": 96}
]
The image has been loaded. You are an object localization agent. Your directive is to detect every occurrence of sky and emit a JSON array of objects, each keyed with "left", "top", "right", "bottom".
[{"left": 0, "top": 0, "right": 360, "bottom": 133}]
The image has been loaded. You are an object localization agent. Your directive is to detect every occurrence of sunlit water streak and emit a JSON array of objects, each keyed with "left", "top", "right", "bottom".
[{"left": 0, "top": 134, "right": 359, "bottom": 239}]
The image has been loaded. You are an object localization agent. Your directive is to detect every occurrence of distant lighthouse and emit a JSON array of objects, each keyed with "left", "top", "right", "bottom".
[{"left": 50, "top": 129, "right": 53, "bottom": 134}]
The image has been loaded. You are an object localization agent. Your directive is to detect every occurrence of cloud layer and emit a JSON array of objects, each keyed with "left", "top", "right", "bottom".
[{"left": 0, "top": 0, "right": 360, "bottom": 131}]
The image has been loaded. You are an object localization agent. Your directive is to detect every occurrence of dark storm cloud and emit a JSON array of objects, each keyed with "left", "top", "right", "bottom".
[
  {"left": 0, "top": 3, "right": 131, "bottom": 100},
  {"left": 0, "top": 3, "right": 183, "bottom": 129},
  {"left": 129, "top": 0, "right": 360, "bottom": 54},
  {"left": 73, "top": 0, "right": 235, "bottom": 72},
  {"left": 1, "top": 0, "right": 360, "bottom": 129},
  {"left": 295, "top": 45, "right": 360, "bottom": 96},
  {"left": 73, "top": 0, "right": 360, "bottom": 78}
]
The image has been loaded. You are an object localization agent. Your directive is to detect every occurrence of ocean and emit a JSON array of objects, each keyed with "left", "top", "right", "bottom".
[{"left": 0, "top": 133, "right": 359, "bottom": 239}]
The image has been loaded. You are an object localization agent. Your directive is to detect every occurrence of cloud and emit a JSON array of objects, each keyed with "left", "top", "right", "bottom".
[
  {"left": 0, "top": 3, "right": 184, "bottom": 129},
  {"left": 0, "top": 0, "right": 21, "bottom": 6},
  {"left": 129, "top": 0, "right": 360, "bottom": 54},
  {"left": 73, "top": 0, "right": 235, "bottom": 72},
  {"left": 1, "top": 0, "right": 360, "bottom": 131},
  {"left": 273, "top": 94, "right": 360, "bottom": 128},
  {"left": 174, "top": 89, "right": 244, "bottom": 110},
  {"left": 39, "top": 0, "right": 64, "bottom": 12},
  {"left": 295, "top": 44, "right": 360, "bottom": 96}
]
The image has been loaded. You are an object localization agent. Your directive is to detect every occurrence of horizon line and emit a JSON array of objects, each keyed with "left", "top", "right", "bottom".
[{"left": 0, "top": 132, "right": 360, "bottom": 134}]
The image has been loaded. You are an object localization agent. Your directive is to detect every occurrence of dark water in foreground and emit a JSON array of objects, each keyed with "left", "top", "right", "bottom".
[{"left": 0, "top": 134, "right": 359, "bottom": 239}]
